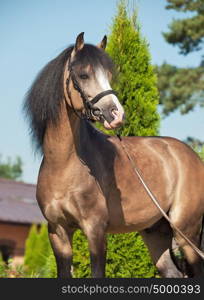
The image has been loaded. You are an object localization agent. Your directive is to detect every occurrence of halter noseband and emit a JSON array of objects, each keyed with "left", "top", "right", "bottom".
[{"left": 66, "top": 60, "right": 117, "bottom": 120}]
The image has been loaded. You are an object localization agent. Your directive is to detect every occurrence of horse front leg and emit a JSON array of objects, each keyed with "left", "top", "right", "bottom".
[
  {"left": 84, "top": 223, "right": 107, "bottom": 278},
  {"left": 48, "top": 223, "right": 74, "bottom": 278}
]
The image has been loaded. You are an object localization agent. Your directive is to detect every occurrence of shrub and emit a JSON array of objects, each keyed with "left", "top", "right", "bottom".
[{"left": 24, "top": 224, "right": 52, "bottom": 276}]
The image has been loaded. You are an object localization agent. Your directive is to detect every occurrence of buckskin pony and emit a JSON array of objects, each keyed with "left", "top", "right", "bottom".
[{"left": 24, "top": 33, "right": 204, "bottom": 278}]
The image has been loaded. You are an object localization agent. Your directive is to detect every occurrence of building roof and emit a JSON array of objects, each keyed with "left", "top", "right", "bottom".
[{"left": 0, "top": 178, "right": 46, "bottom": 224}]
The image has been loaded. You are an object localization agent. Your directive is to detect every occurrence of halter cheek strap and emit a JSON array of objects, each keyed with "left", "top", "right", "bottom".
[{"left": 66, "top": 71, "right": 85, "bottom": 119}]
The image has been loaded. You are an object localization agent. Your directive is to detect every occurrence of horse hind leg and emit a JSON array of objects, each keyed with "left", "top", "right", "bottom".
[
  {"left": 48, "top": 223, "right": 74, "bottom": 278},
  {"left": 171, "top": 216, "right": 204, "bottom": 277},
  {"left": 140, "top": 218, "right": 183, "bottom": 278}
]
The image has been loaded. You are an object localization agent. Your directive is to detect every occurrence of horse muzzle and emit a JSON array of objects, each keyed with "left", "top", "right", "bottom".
[
  {"left": 91, "top": 100, "right": 125, "bottom": 130},
  {"left": 103, "top": 109, "right": 125, "bottom": 130}
]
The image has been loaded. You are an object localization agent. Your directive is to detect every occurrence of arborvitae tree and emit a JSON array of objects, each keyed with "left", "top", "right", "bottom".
[
  {"left": 24, "top": 224, "right": 52, "bottom": 276},
  {"left": 35, "top": 224, "right": 51, "bottom": 269},
  {"left": 106, "top": 0, "right": 160, "bottom": 136},
  {"left": 24, "top": 224, "right": 38, "bottom": 271}
]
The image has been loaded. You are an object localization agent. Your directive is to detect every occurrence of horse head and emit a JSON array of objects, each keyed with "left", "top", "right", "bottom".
[{"left": 65, "top": 32, "right": 125, "bottom": 130}]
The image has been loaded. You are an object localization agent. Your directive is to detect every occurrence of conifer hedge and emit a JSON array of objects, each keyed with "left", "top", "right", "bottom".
[{"left": 24, "top": 226, "right": 158, "bottom": 278}]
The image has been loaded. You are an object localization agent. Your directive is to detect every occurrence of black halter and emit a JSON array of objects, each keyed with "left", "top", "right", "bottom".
[{"left": 66, "top": 61, "right": 117, "bottom": 120}]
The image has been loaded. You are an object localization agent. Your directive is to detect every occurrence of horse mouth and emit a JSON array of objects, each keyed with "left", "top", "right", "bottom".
[{"left": 103, "top": 110, "right": 124, "bottom": 130}]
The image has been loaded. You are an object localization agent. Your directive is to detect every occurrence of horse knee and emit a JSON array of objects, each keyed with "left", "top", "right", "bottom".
[
  {"left": 48, "top": 224, "right": 73, "bottom": 257},
  {"left": 83, "top": 220, "right": 107, "bottom": 251},
  {"left": 48, "top": 224, "right": 74, "bottom": 278},
  {"left": 82, "top": 221, "right": 107, "bottom": 278}
]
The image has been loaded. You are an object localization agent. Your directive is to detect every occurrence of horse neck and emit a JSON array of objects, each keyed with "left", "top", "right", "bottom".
[{"left": 43, "top": 100, "right": 81, "bottom": 165}]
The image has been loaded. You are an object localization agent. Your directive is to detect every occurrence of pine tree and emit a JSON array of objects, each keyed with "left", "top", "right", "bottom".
[
  {"left": 156, "top": 62, "right": 204, "bottom": 115},
  {"left": 106, "top": 0, "right": 160, "bottom": 136},
  {"left": 163, "top": 0, "right": 204, "bottom": 55},
  {"left": 157, "top": 0, "right": 204, "bottom": 116}
]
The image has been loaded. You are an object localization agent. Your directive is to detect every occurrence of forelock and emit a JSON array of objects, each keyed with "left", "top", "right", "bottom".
[{"left": 71, "top": 44, "right": 114, "bottom": 73}]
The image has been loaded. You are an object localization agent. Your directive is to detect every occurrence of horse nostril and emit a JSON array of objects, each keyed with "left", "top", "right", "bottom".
[
  {"left": 110, "top": 106, "right": 118, "bottom": 116},
  {"left": 110, "top": 105, "right": 118, "bottom": 114},
  {"left": 92, "top": 108, "right": 102, "bottom": 117}
]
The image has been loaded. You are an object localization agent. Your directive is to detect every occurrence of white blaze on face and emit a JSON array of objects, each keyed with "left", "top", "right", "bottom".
[{"left": 96, "top": 68, "right": 124, "bottom": 117}]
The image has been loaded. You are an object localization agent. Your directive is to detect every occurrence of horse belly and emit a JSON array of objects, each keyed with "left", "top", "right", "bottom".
[
  {"left": 106, "top": 192, "right": 164, "bottom": 234},
  {"left": 105, "top": 147, "right": 173, "bottom": 234}
]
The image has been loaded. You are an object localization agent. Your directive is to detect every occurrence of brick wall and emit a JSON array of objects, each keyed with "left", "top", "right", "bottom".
[{"left": 0, "top": 222, "right": 30, "bottom": 265}]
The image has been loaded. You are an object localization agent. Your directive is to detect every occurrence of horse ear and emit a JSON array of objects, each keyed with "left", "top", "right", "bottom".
[
  {"left": 71, "top": 32, "right": 84, "bottom": 60},
  {"left": 75, "top": 32, "right": 84, "bottom": 52},
  {"left": 97, "top": 35, "right": 107, "bottom": 50}
]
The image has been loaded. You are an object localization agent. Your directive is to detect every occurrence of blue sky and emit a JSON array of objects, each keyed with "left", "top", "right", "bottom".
[{"left": 0, "top": 0, "right": 203, "bottom": 183}]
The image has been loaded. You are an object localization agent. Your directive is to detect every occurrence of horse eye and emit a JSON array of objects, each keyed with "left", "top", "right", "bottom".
[{"left": 79, "top": 73, "right": 89, "bottom": 80}]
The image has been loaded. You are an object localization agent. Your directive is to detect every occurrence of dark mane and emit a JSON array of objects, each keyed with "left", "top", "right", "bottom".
[{"left": 23, "top": 44, "right": 114, "bottom": 153}]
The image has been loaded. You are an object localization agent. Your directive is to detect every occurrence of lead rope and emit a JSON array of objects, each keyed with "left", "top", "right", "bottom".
[{"left": 116, "top": 133, "right": 204, "bottom": 260}]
